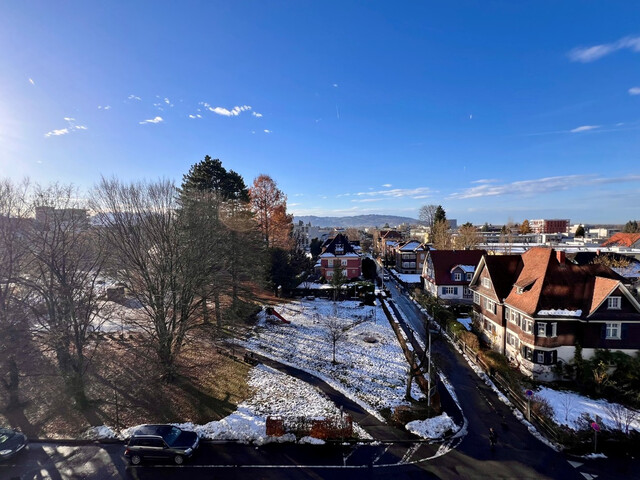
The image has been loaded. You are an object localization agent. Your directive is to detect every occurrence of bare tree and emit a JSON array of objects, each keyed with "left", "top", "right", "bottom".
[
  {"left": 431, "top": 220, "right": 452, "bottom": 250},
  {"left": 605, "top": 402, "right": 638, "bottom": 435},
  {"left": 419, "top": 204, "right": 438, "bottom": 229},
  {"left": 558, "top": 394, "right": 575, "bottom": 424},
  {"left": 321, "top": 308, "right": 368, "bottom": 363},
  {"left": 0, "top": 179, "right": 32, "bottom": 408},
  {"left": 455, "top": 222, "right": 481, "bottom": 250},
  {"left": 21, "top": 183, "right": 106, "bottom": 407},
  {"left": 91, "top": 178, "right": 217, "bottom": 381}
]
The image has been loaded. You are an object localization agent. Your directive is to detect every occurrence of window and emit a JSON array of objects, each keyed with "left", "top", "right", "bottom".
[
  {"left": 607, "top": 296, "right": 621, "bottom": 310},
  {"left": 443, "top": 286, "right": 459, "bottom": 295},
  {"left": 326, "top": 271, "right": 333, "bottom": 278},
  {"left": 606, "top": 322, "right": 621, "bottom": 339},
  {"left": 335, "top": 244, "right": 344, "bottom": 254},
  {"left": 523, "top": 318, "right": 533, "bottom": 333},
  {"left": 466, "top": 273, "right": 473, "bottom": 281},
  {"left": 522, "top": 345, "right": 533, "bottom": 361},
  {"left": 537, "top": 352, "right": 545, "bottom": 364},
  {"left": 454, "top": 272, "right": 462, "bottom": 281},
  {"left": 482, "top": 277, "right": 491, "bottom": 288},
  {"left": 537, "top": 322, "right": 547, "bottom": 337},
  {"left": 474, "top": 292, "right": 480, "bottom": 305},
  {"left": 507, "top": 332, "right": 519, "bottom": 347},
  {"left": 341, "top": 259, "right": 348, "bottom": 266},
  {"left": 550, "top": 322, "right": 557, "bottom": 338},
  {"left": 328, "top": 259, "right": 333, "bottom": 267},
  {"left": 485, "top": 298, "right": 496, "bottom": 314}
]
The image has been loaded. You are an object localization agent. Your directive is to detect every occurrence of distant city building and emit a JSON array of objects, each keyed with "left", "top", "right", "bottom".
[
  {"left": 529, "top": 219, "right": 570, "bottom": 234},
  {"left": 34, "top": 206, "right": 88, "bottom": 231}
]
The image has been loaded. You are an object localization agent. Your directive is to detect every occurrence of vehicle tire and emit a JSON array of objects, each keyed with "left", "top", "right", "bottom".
[
  {"left": 173, "top": 454, "right": 184, "bottom": 465},
  {"left": 130, "top": 454, "right": 142, "bottom": 465}
]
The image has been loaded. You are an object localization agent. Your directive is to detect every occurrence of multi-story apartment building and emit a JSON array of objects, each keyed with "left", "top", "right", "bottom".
[
  {"left": 394, "top": 240, "right": 429, "bottom": 274},
  {"left": 470, "top": 247, "right": 640, "bottom": 381},
  {"left": 529, "top": 219, "right": 570, "bottom": 234}
]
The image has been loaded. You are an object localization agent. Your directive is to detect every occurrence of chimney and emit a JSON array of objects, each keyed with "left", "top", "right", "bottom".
[{"left": 556, "top": 250, "right": 566, "bottom": 264}]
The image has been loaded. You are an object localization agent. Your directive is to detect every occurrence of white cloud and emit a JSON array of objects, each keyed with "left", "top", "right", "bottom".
[
  {"left": 448, "top": 174, "right": 640, "bottom": 200},
  {"left": 45, "top": 128, "right": 69, "bottom": 137},
  {"left": 44, "top": 117, "right": 88, "bottom": 138},
  {"left": 471, "top": 178, "right": 499, "bottom": 184},
  {"left": 128, "top": 94, "right": 142, "bottom": 101},
  {"left": 263, "top": 129, "right": 272, "bottom": 133},
  {"left": 355, "top": 186, "right": 432, "bottom": 198},
  {"left": 332, "top": 83, "right": 338, "bottom": 87},
  {"left": 28, "top": 78, "right": 35, "bottom": 85},
  {"left": 570, "top": 125, "right": 600, "bottom": 133},
  {"left": 139, "top": 116, "right": 163, "bottom": 124},
  {"left": 252, "top": 112, "right": 263, "bottom": 118},
  {"left": 210, "top": 105, "right": 252, "bottom": 116},
  {"left": 629, "top": 87, "right": 640, "bottom": 95},
  {"left": 569, "top": 35, "right": 640, "bottom": 62},
  {"left": 164, "top": 97, "right": 171, "bottom": 105},
  {"left": 188, "top": 114, "right": 202, "bottom": 119},
  {"left": 382, "top": 183, "right": 392, "bottom": 188},
  {"left": 351, "top": 198, "right": 384, "bottom": 203},
  {"left": 98, "top": 105, "right": 112, "bottom": 110}
]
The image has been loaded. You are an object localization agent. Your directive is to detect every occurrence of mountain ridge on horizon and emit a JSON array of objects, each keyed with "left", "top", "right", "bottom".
[{"left": 293, "top": 214, "right": 419, "bottom": 228}]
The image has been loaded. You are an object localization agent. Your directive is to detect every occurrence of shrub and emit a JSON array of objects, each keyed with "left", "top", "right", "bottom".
[{"left": 459, "top": 331, "right": 480, "bottom": 351}]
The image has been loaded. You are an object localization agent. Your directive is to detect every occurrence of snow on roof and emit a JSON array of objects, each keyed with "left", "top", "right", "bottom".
[
  {"left": 399, "top": 241, "right": 421, "bottom": 251},
  {"left": 319, "top": 252, "right": 334, "bottom": 258},
  {"left": 451, "top": 264, "right": 475, "bottom": 273},
  {"left": 537, "top": 309, "right": 582, "bottom": 317}
]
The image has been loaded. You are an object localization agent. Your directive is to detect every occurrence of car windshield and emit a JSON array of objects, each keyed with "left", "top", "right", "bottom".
[{"left": 162, "top": 426, "right": 182, "bottom": 446}]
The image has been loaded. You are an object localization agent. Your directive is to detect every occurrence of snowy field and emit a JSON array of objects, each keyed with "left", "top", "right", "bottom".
[
  {"left": 533, "top": 387, "right": 640, "bottom": 433},
  {"left": 244, "top": 299, "right": 423, "bottom": 419},
  {"left": 84, "top": 363, "right": 371, "bottom": 442}
]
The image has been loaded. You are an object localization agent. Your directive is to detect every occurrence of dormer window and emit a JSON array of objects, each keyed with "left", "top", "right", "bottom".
[
  {"left": 607, "top": 296, "right": 621, "bottom": 310},
  {"left": 335, "top": 244, "right": 344, "bottom": 254},
  {"left": 516, "top": 287, "right": 524, "bottom": 294},
  {"left": 454, "top": 272, "right": 462, "bottom": 281},
  {"left": 466, "top": 273, "right": 473, "bottom": 281},
  {"left": 482, "top": 277, "right": 491, "bottom": 288}
]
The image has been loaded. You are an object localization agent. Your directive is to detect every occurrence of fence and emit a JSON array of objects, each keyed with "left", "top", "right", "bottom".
[{"left": 266, "top": 414, "right": 353, "bottom": 440}]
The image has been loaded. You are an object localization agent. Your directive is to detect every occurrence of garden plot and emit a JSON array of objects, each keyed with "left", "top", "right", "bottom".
[{"left": 244, "top": 299, "right": 423, "bottom": 419}]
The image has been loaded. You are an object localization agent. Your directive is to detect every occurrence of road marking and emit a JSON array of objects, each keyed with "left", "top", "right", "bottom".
[
  {"left": 568, "top": 460, "right": 584, "bottom": 468},
  {"left": 580, "top": 473, "right": 595, "bottom": 479},
  {"left": 400, "top": 443, "right": 420, "bottom": 464},
  {"left": 371, "top": 445, "right": 391, "bottom": 465}
]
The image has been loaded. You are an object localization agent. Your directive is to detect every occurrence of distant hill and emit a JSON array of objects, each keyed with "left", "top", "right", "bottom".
[{"left": 294, "top": 214, "right": 419, "bottom": 228}]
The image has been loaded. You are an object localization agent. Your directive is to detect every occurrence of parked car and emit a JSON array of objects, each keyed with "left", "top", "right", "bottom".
[
  {"left": 0, "top": 427, "right": 27, "bottom": 461},
  {"left": 124, "top": 424, "right": 199, "bottom": 465}
]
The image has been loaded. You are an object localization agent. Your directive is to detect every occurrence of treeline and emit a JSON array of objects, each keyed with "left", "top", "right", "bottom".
[{"left": 0, "top": 156, "right": 306, "bottom": 408}]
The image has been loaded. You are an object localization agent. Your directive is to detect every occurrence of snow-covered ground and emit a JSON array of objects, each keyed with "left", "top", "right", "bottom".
[
  {"left": 406, "top": 413, "right": 456, "bottom": 439},
  {"left": 84, "top": 363, "right": 371, "bottom": 443},
  {"left": 533, "top": 387, "right": 640, "bottom": 433},
  {"left": 390, "top": 270, "right": 422, "bottom": 284},
  {"left": 245, "top": 299, "right": 423, "bottom": 419}
]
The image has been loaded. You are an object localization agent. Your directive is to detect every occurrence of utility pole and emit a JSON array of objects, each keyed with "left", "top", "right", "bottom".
[{"left": 427, "top": 326, "right": 432, "bottom": 407}]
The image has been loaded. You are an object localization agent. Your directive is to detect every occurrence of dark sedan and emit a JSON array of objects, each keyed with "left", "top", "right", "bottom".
[{"left": 0, "top": 427, "right": 28, "bottom": 461}]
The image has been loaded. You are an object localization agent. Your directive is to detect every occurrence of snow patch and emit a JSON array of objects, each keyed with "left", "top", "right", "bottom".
[{"left": 406, "top": 413, "right": 456, "bottom": 439}]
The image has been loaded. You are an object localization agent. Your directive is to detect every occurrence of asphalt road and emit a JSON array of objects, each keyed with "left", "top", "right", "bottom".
[{"left": 382, "top": 273, "right": 640, "bottom": 480}]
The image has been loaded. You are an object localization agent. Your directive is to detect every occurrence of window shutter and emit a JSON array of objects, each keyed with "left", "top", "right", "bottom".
[
  {"left": 454, "top": 287, "right": 458, "bottom": 295},
  {"left": 621, "top": 323, "right": 629, "bottom": 340},
  {"left": 601, "top": 324, "right": 606, "bottom": 340}
]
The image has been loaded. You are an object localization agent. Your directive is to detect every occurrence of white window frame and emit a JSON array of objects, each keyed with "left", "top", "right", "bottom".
[
  {"left": 328, "top": 259, "right": 333, "bottom": 267},
  {"left": 341, "top": 259, "right": 348, "bottom": 266},
  {"left": 473, "top": 292, "right": 480, "bottom": 305},
  {"left": 537, "top": 352, "right": 545, "bottom": 364},
  {"left": 454, "top": 272, "right": 462, "bottom": 281},
  {"left": 466, "top": 273, "right": 473, "bottom": 281},
  {"left": 482, "top": 277, "right": 491, "bottom": 288},
  {"left": 606, "top": 322, "right": 621, "bottom": 340},
  {"left": 537, "top": 322, "right": 547, "bottom": 337},
  {"left": 607, "top": 296, "right": 621, "bottom": 310},
  {"left": 550, "top": 322, "right": 557, "bottom": 338}
]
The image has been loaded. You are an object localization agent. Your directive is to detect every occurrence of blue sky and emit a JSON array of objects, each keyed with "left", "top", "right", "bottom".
[{"left": 1, "top": 1, "right": 639, "bottom": 224}]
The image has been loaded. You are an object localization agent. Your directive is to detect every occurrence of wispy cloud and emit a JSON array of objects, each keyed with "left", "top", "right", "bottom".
[
  {"left": 568, "top": 35, "right": 640, "bottom": 62},
  {"left": 629, "top": 87, "right": 640, "bottom": 96},
  {"left": 351, "top": 198, "right": 384, "bottom": 203},
  {"left": 28, "top": 78, "right": 35, "bottom": 85},
  {"left": 139, "top": 116, "right": 163, "bottom": 125},
  {"left": 206, "top": 104, "right": 252, "bottom": 117},
  {"left": 45, "top": 128, "right": 69, "bottom": 137},
  {"left": 355, "top": 187, "right": 432, "bottom": 199},
  {"left": 252, "top": 112, "right": 263, "bottom": 118},
  {"left": 128, "top": 94, "right": 142, "bottom": 101},
  {"left": 471, "top": 179, "right": 499, "bottom": 184},
  {"left": 332, "top": 83, "right": 339, "bottom": 88},
  {"left": 264, "top": 129, "right": 272, "bottom": 133},
  {"left": 382, "top": 183, "right": 392, "bottom": 188},
  {"left": 98, "top": 105, "right": 111, "bottom": 110},
  {"left": 188, "top": 114, "right": 202, "bottom": 119},
  {"left": 449, "top": 174, "right": 640, "bottom": 199},
  {"left": 45, "top": 117, "right": 88, "bottom": 138},
  {"left": 570, "top": 125, "right": 600, "bottom": 133}
]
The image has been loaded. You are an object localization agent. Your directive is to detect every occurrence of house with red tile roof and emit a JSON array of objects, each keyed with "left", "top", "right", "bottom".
[
  {"left": 601, "top": 232, "right": 640, "bottom": 249},
  {"left": 422, "top": 249, "right": 486, "bottom": 304},
  {"left": 318, "top": 234, "right": 362, "bottom": 281},
  {"left": 470, "top": 247, "right": 640, "bottom": 381}
]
